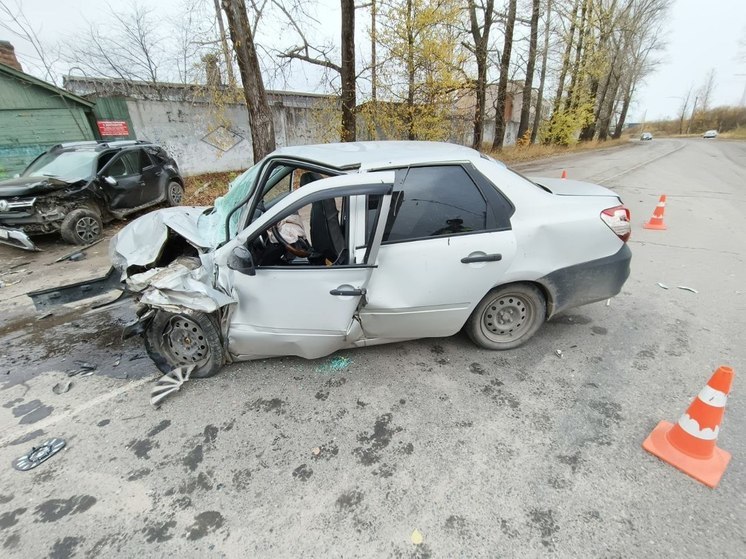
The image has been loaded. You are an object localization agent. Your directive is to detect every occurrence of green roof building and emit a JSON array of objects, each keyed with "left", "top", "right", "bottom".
[{"left": 0, "top": 58, "right": 98, "bottom": 178}]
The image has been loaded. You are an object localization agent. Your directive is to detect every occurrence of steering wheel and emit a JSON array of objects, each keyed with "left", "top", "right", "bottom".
[{"left": 271, "top": 224, "right": 312, "bottom": 258}]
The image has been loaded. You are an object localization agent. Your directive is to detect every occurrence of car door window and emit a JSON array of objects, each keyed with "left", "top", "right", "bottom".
[
  {"left": 250, "top": 194, "right": 349, "bottom": 268},
  {"left": 383, "top": 166, "right": 488, "bottom": 243},
  {"left": 109, "top": 151, "right": 143, "bottom": 178}
]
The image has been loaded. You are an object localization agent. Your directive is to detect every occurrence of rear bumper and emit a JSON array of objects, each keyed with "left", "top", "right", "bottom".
[
  {"left": 539, "top": 244, "right": 631, "bottom": 317},
  {"left": 0, "top": 226, "right": 39, "bottom": 251}
]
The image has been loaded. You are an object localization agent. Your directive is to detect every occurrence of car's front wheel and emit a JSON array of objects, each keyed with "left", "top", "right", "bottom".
[
  {"left": 60, "top": 208, "right": 103, "bottom": 245},
  {"left": 466, "top": 283, "right": 546, "bottom": 350},
  {"left": 167, "top": 181, "right": 184, "bottom": 206},
  {"left": 144, "top": 309, "right": 224, "bottom": 378}
]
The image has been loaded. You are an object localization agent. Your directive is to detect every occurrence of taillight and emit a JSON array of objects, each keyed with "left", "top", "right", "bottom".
[{"left": 601, "top": 205, "right": 631, "bottom": 242}]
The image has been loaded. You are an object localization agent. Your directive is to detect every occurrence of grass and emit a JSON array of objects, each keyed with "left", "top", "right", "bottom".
[
  {"left": 183, "top": 171, "right": 239, "bottom": 206},
  {"left": 488, "top": 138, "right": 628, "bottom": 166},
  {"left": 181, "top": 138, "right": 631, "bottom": 206},
  {"left": 720, "top": 128, "right": 746, "bottom": 140}
]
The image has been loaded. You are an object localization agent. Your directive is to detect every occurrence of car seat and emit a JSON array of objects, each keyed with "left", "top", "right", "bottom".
[{"left": 301, "top": 172, "right": 345, "bottom": 265}]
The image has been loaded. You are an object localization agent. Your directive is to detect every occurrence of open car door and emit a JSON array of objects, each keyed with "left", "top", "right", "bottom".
[{"left": 214, "top": 171, "right": 395, "bottom": 360}]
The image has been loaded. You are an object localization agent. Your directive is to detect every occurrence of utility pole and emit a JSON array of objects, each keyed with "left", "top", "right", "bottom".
[{"left": 686, "top": 95, "right": 698, "bottom": 135}]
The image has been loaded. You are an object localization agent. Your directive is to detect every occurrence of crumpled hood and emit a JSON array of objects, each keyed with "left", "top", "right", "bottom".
[
  {"left": 110, "top": 206, "right": 213, "bottom": 272},
  {"left": 530, "top": 177, "right": 619, "bottom": 197},
  {"left": 0, "top": 176, "right": 71, "bottom": 198}
]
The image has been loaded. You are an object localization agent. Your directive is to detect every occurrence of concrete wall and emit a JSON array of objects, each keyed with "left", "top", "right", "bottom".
[{"left": 125, "top": 95, "right": 331, "bottom": 176}]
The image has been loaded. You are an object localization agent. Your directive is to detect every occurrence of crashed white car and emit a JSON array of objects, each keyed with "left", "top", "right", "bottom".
[{"left": 111, "top": 141, "right": 631, "bottom": 377}]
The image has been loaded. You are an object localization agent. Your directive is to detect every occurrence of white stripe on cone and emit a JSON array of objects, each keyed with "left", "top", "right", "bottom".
[
  {"left": 677, "top": 413, "right": 720, "bottom": 440},
  {"left": 697, "top": 385, "right": 728, "bottom": 408}
]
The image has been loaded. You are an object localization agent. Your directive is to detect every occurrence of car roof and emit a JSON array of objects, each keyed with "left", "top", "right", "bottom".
[
  {"left": 51, "top": 141, "right": 158, "bottom": 153},
  {"left": 272, "top": 141, "right": 483, "bottom": 170}
]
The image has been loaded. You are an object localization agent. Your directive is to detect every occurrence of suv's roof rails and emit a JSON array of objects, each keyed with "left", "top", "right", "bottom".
[
  {"left": 106, "top": 140, "right": 153, "bottom": 147},
  {"left": 55, "top": 141, "right": 102, "bottom": 149}
]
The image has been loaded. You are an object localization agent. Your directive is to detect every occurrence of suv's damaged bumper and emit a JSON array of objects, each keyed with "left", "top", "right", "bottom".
[{"left": 0, "top": 226, "right": 39, "bottom": 251}]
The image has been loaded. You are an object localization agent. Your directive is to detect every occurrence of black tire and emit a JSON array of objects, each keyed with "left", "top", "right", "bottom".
[
  {"left": 60, "top": 208, "right": 103, "bottom": 245},
  {"left": 167, "top": 181, "right": 184, "bottom": 206},
  {"left": 144, "top": 309, "right": 224, "bottom": 378},
  {"left": 465, "top": 283, "right": 546, "bottom": 350}
]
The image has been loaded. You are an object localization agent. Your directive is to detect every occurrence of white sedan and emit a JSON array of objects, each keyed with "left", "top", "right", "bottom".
[{"left": 111, "top": 141, "right": 632, "bottom": 377}]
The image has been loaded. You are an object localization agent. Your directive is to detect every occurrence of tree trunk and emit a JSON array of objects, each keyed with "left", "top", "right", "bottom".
[
  {"left": 212, "top": 0, "right": 236, "bottom": 87},
  {"left": 531, "top": 0, "right": 551, "bottom": 144},
  {"left": 405, "top": 0, "right": 416, "bottom": 140},
  {"left": 612, "top": 83, "right": 633, "bottom": 139},
  {"left": 222, "top": 0, "right": 276, "bottom": 162},
  {"left": 597, "top": 76, "right": 620, "bottom": 141},
  {"left": 492, "top": 0, "right": 517, "bottom": 150},
  {"left": 564, "top": 0, "right": 589, "bottom": 112},
  {"left": 340, "top": 0, "right": 356, "bottom": 142},
  {"left": 469, "top": 0, "right": 494, "bottom": 150},
  {"left": 517, "top": 0, "right": 540, "bottom": 142},
  {"left": 552, "top": 0, "right": 580, "bottom": 115}
]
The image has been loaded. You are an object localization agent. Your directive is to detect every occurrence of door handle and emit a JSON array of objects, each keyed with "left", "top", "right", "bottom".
[
  {"left": 330, "top": 287, "right": 367, "bottom": 296},
  {"left": 461, "top": 253, "right": 502, "bottom": 263}
]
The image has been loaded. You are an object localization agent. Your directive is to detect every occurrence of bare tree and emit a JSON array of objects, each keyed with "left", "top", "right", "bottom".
[
  {"left": 64, "top": 4, "right": 166, "bottom": 88},
  {"left": 531, "top": 0, "right": 551, "bottom": 144},
  {"left": 340, "top": 0, "right": 356, "bottom": 141},
  {"left": 0, "top": 0, "right": 59, "bottom": 82},
  {"left": 697, "top": 68, "right": 716, "bottom": 113},
  {"left": 222, "top": 0, "right": 276, "bottom": 161},
  {"left": 278, "top": 0, "right": 356, "bottom": 141},
  {"left": 465, "top": 0, "right": 495, "bottom": 149},
  {"left": 212, "top": 0, "right": 237, "bottom": 86},
  {"left": 492, "top": 0, "right": 517, "bottom": 150},
  {"left": 516, "top": 0, "right": 540, "bottom": 142}
]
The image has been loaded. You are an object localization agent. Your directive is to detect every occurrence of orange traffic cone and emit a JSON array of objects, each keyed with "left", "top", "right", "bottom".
[
  {"left": 643, "top": 366, "right": 734, "bottom": 488},
  {"left": 561, "top": 169, "right": 567, "bottom": 179},
  {"left": 643, "top": 195, "right": 667, "bottom": 230}
]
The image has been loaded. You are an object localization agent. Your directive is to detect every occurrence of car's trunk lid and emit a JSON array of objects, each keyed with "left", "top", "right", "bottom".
[{"left": 530, "top": 177, "right": 618, "bottom": 197}]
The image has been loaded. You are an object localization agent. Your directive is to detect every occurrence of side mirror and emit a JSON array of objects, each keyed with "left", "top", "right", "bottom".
[
  {"left": 227, "top": 245, "right": 256, "bottom": 276},
  {"left": 102, "top": 176, "right": 117, "bottom": 186}
]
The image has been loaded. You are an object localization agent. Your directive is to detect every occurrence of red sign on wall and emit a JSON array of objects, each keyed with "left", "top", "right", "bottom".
[{"left": 97, "top": 120, "right": 130, "bottom": 137}]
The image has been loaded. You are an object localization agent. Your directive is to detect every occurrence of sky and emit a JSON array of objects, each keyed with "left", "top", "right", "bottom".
[{"left": 3, "top": 0, "right": 745, "bottom": 124}]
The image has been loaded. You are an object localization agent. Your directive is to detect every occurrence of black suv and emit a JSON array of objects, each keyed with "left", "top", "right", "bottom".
[{"left": 0, "top": 141, "right": 184, "bottom": 250}]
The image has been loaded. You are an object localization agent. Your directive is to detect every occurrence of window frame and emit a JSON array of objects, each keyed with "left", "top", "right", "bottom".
[{"left": 244, "top": 182, "right": 393, "bottom": 271}]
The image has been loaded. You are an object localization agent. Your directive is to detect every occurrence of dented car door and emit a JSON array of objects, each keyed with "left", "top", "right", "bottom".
[{"left": 213, "top": 172, "right": 395, "bottom": 360}]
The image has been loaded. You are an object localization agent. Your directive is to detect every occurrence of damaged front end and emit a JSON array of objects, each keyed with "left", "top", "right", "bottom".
[{"left": 109, "top": 206, "right": 239, "bottom": 378}]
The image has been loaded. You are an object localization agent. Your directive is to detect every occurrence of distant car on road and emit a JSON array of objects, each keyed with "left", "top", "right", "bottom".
[
  {"left": 641, "top": 132, "right": 653, "bottom": 141},
  {"left": 0, "top": 141, "right": 183, "bottom": 250},
  {"left": 703, "top": 130, "right": 718, "bottom": 139},
  {"left": 109, "top": 141, "right": 633, "bottom": 378}
]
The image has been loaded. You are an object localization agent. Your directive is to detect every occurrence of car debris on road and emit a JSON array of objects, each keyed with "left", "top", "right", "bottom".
[
  {"left": 150, "top": 365, "right": 195, "bottom": 406},
  {"left": 12, "top": 438, "right": 66, "bottom": 471}
]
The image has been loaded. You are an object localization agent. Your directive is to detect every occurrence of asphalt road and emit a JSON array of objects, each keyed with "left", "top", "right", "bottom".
[{"left": 0, "top": 138, "right": 744, "bottom": 558}]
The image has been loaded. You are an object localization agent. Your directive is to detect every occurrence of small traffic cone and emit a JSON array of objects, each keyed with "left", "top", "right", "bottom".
[
  {"left": 643, "top": 195, "right": 667, "bottom": 230},
  {"left": 643, "top": 366, "right": 734, "bottom": 488},
  {"left": 561, "top": 169, "right": 567, "bottom": 179}
]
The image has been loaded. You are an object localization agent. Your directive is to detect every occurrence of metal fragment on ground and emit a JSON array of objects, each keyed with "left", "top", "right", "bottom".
[
  {"left": 52, "top": 381, "right": 72, "bottom": 394},
  {"left": 555, "top": 349, "right": 563, "bottom": 358},
  {"left": 657, "top": 282, "right": 669, "bottom": 289},
  {"left": 12, "top": 438, "right": 66, "bottom": 471},
  {"left": 150, "top": 365, "right": 195, "bottom": 406},
  {"left": 677, "top": 285, "right": 698, "bottom": 293}
]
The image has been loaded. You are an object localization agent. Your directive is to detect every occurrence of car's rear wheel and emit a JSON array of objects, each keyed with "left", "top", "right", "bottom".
[
  {"left": 60, "top": 208, "right": 103, "bottom": 245},
  {"left": 466, "top": 283, "right": 546, "bottom": 350},
  {"left": 167, "top": 181, "right": 184, "bottom": 206},
  {"left": 144, "top": 309, "right": 224, "bottom": 378}
]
